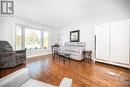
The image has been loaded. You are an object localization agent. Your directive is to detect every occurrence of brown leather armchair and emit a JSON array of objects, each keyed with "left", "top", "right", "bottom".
[{"left": 0, "top": 41, "right": 26, "bottom": 68}]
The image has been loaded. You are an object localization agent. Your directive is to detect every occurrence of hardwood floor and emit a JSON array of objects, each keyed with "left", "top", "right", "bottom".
[{"left": 0, "top": 54, "right": 130, "bottom": 87}]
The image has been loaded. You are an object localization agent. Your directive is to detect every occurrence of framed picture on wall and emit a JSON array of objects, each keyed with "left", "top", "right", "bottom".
[{"left": 70, "top": 30, "right": 80, "bottom": 42}]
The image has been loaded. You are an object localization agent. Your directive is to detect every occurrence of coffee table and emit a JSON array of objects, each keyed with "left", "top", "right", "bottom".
[{"left": 58, "top": 52, "right": 71, "bottom": 64}]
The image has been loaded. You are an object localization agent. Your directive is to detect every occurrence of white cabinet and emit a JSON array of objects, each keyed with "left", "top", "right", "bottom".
[
  {"left": 110, "top": 21, "right": 129, "bottom": 64},
  {"left": 95, "top": 20, "right": 130, "bottom": 68},
  {"left": 95, "top": 24, "right": 110, "bottom": 61}
]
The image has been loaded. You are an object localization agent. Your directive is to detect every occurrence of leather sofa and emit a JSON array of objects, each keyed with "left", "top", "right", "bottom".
[
  {"left": 0, "top": 68, "right": 72, "bottom": 87},
  {"left": 59, "top": 42, "right": 86, "bottom": 61},
  {"left": 0, "top": 41, "right": 26, "bottom": 68}
]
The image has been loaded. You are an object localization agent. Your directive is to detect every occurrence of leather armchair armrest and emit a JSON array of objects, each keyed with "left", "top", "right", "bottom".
[{"left": 15, "top": 49, "right": 26, "bottom": 54}]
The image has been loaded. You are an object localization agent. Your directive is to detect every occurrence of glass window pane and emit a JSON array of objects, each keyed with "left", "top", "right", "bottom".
[
  {"left": 16, "top": 25, "right": 22, "bottom": 50},
  {"left": 25, "top": 28, "right": 41, "bottom": 49},
  {"left": 43, "top": 31, "right": 49, "bottom": 49}
]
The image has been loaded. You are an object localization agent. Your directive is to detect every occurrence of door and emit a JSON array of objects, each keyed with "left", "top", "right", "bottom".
[
  {"left": 110, "top": 20, "right": 129, "bottom": 64},
  {"left": 95, "top": 24, "right": 111, "bottom": 61}
]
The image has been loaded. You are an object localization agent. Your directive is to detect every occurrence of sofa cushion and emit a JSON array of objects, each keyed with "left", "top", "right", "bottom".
[{"left": 20, "top": 79, "right": 57, "bottom": 87}]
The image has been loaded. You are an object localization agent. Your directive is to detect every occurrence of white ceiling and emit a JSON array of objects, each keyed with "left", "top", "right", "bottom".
[{"left": 15, "top": 0, "right": 130, "bottom": 28}]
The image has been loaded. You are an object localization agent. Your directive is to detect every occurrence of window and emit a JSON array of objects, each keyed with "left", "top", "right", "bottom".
[
  {"left": 15, "top": 24, "right": 49, "bottom": 50},
  {"left": 43, "top": 31, "right": 49, "bottom": 49},
  {"left": 25, "top": 28, "right": 41, "bottom": 49},
  {"left": 15, "top": 25, "right": 22, "bottom": 50}
]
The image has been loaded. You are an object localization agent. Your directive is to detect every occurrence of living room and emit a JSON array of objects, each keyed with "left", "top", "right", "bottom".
[{"left": 0, "top": 0, "right": 130, "bottom": 87}]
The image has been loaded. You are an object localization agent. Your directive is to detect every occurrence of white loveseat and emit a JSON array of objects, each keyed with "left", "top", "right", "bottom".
[
  {"left": 59, "top": 42, "right": 86, "bottom": 61},
  {"left": 0, "top": 68, "right": 72, "bottom": 87}
]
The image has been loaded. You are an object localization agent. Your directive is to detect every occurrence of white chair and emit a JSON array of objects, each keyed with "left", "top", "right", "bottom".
[{"left": 0, "top": 68, "right": 72, "bottom": 87}]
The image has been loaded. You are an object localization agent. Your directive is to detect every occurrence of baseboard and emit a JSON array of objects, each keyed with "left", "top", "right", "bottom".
[
  {"left": 27, "top": 53, "right": 51, "bottom": 58},
  {"left": 95, "top": 59, "right": 130, "bottom": 68}
]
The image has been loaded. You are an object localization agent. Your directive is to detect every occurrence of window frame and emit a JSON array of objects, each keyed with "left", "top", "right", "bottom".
[{"left": 15, "top": 23, "right": 24, "bottom": 50}]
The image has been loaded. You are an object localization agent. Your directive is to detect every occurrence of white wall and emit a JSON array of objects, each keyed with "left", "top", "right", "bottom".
[
  {"left": 51, "top": 28, "right": 61, "bottom": 45},
  {"left": 0, "top": 17, "right": 59, "bottom": 57},
  {"left": 129, "top": 0, "right": 130, "bottom": 18},
  {"left": 0, "top": 17, "right": 15, "bottom": 49},
  {"left": 60, "top": 23, "right": 94, "bottom": 50}
]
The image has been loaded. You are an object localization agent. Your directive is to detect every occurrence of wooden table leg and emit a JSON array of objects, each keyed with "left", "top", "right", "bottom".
[
  {"left": 59, "top": 55, "right": 61, "bottom": 60},
  {"left": 53, "top": 53, "right": 55, "bottom": 61},
  {"left": 63, "top": 58, "right": 65, "bottom": 64}
]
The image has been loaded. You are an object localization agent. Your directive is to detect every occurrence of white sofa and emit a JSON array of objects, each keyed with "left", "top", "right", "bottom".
[
  {"left": 0, "top": 68, "right": 72, "bottom": 87},
  {"left": 59, "top": 42, "right": 86, "bottom": 61}
]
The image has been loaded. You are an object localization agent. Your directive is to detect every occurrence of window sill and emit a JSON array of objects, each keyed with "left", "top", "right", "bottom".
[{"left": 26, "top": 48, "right": 49, "bottom": 51}]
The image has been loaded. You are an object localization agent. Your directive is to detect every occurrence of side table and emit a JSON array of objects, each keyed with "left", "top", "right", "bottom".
[{"left": 82, "top": 50, "right": 92, "bottom": 60}]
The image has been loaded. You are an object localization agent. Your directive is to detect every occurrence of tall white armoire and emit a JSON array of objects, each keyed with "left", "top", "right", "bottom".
[{"left": 95, "top": 20, "right": 130, "bottom": 68}]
